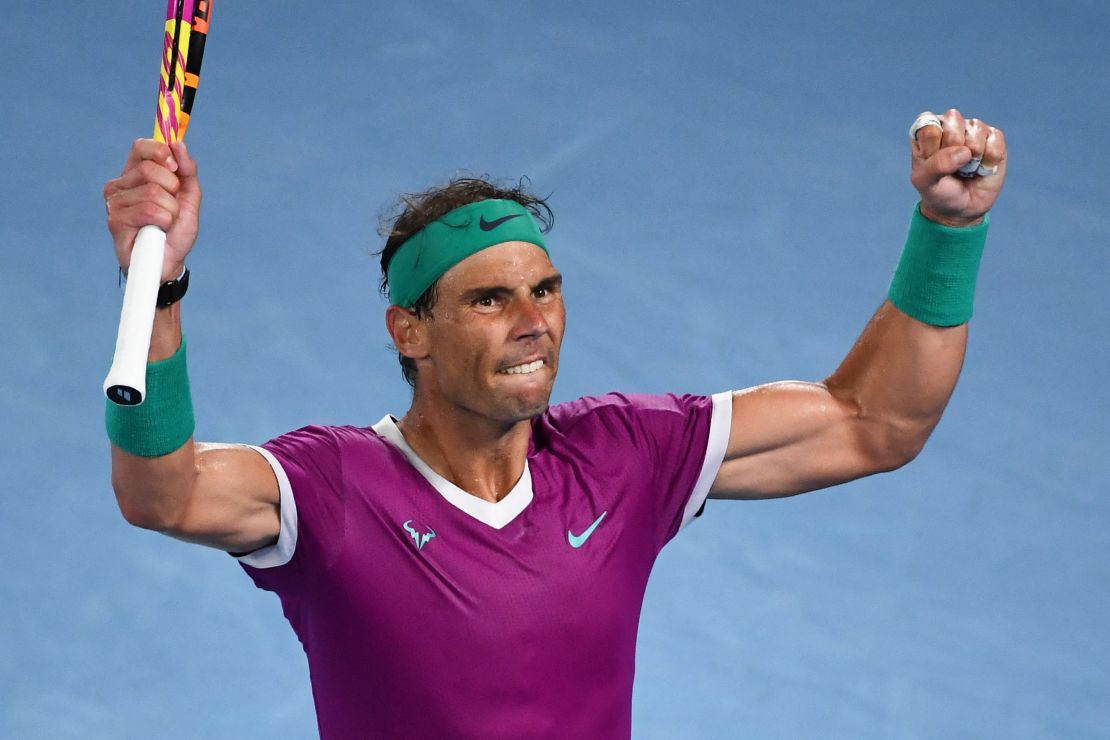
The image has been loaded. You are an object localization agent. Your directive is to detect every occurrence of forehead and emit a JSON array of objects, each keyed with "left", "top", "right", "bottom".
[{"left": 436, "top": 241, "right": 556, "bottom": 293}]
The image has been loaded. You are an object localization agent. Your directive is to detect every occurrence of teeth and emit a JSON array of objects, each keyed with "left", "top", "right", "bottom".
[{"left": 500, "top": 360, "right": 544, "bottom": 375}]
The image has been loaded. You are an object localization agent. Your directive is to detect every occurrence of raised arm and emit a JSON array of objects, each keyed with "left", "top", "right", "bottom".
[
  {"left": 710, "top": 108, "right": 1008, "bottom": 500},
  {"left": 104, "top": 139, "right": 279, "bottom": 552}
]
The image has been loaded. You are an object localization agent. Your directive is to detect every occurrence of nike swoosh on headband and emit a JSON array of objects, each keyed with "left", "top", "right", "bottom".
[{"left": 479, "top": 214, "right": 523, "bottom": 231}]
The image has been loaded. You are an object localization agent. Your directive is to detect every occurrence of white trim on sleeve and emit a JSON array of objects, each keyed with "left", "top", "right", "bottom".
[
  {"left": 679, "top": 391, "right": 733, "bottom": 530},
  {"left": 235, "top": 445, "right": 299, "bottom": 569}
]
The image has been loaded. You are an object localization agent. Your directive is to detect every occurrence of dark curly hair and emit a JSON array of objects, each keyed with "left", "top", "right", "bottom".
[{"left": 376, "top": 175, "right": 554, "bottom": 388}]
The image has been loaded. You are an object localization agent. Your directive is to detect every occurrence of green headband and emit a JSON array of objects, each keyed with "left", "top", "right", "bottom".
[{"left": 386, "top": 199, "right": 548, "bottom": 307}]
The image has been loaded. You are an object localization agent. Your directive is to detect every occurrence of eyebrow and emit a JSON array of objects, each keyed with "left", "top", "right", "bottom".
[{"left": 459, "top": 272, "right": 563, "bottom": 303}]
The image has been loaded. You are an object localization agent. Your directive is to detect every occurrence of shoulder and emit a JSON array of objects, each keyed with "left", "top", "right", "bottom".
[
  {"left": 264, "top": 423, "right": 384, "bottom": 452},
  {"left": 543, "top": 392, "right": 713, "bottom": 423},
  {"left": 535, "top": 392, "right": 714, "bottom": 442},
  {"left": 261, "top": 423, "right": 395, "bottom": 473}
]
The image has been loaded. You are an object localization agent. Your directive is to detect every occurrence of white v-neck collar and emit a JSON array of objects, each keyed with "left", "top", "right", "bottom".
[{"left": 371, "top": 415, "right": 533, "bottom": 530}]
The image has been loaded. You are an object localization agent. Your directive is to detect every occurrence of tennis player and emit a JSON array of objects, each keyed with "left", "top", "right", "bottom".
[{"left": 103, "top": 108, "right": 1007, "bottom": 738}]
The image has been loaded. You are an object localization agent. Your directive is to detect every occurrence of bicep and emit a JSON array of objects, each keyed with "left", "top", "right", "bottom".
[
  {"left": 170, "top": 443, "right": 281, "bottom": 553},
  {"left": 709, "top": 381, "right": 901, "bottom": 500}
]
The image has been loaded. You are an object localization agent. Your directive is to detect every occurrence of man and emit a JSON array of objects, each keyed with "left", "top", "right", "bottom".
[{"left": 104, "top": 108, "right": 1007, "bottom": 738}]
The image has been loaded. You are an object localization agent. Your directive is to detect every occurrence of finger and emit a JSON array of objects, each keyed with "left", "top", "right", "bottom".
[
  {"left": 963, "top": 119, "right": 988, "bottom": 161},
  {"left": 170, "top": 141, "right": 201, "bottom": 201},
  {"left": 978, "top": 126, "right": 1007, "bottom": 176},
  {"left": 110, "top": 200, "right": 178, "bottom": 233},
  {"left": 915, "top": 145, "right": 975, "bottom": 189},
  {"left": 107, "top": 202, "right": 177, "bottom": 242},
  {"left": 106, "top": 184, "right": 181, "bottom": 227},
  {"left": 121, "top": 138, "right": 178, "bottom": 175},
  {"left": 940, "top": 108, "right": 966, "bottom": 151},
  {"left": 911, "top": 111, "right": 943, "bottom": 159},
  {"left": 956, "top": 117, "right": 988, "bottom": 177},
  {"left": 170, "top": 141, "right": 195, "bottom": 177},
  {"left": 107, "top": 159, "right": 181, "bottom": 198}
]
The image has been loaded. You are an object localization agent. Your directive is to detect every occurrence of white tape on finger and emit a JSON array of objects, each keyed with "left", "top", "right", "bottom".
[
  {"left": 957, "top": 157, "right": 983, "bottom": 178},
  {"left": 909, "top": 113, "right": 943, "bottom": 140},
  {"left": 957, "top": 159, "right": 999, "bottom": 178}
]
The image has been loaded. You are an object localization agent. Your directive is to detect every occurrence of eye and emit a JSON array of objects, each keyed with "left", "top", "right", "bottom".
[
  {"left": 534, "top": 283, "right": 560, "bottom": 302},
  {"left": 472, "top": 294, "right": 502, "bottom": 311}
]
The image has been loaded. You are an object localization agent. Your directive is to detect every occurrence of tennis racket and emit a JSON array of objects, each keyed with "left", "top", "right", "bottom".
[{"left": 104, "top": 0, "right": 212, "bottom": 405}]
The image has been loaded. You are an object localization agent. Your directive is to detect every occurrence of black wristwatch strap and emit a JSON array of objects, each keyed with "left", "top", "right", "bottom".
[{"left": 156, "top": 267, "right": 190, "bottom": 307}]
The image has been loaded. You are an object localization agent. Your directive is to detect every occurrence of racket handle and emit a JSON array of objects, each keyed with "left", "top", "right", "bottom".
[{"left": 103, "top": 225, "right": 167, "bottom": 405}]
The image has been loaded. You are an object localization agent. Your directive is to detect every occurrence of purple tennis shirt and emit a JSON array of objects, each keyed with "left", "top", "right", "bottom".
[{"left": 238, "top": 391, "right": 731, "bottom": 739}]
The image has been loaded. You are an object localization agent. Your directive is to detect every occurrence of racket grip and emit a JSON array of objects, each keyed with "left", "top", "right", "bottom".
[{"left": 103, "top": 225, "right": 167, "bottom": 405}]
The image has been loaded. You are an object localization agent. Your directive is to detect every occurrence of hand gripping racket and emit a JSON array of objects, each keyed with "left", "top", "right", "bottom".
[{"left": 104, "top": 0, "right": 212, "bottom": 405}]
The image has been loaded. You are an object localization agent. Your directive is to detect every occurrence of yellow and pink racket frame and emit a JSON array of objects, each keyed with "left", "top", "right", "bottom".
[{"left": 156, "top": 0, "right": 210, "bottom": 143}]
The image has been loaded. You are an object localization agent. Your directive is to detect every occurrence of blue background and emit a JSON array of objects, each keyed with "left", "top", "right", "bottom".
[{"left": 2, "top": 1, "right": 1108, "bottom": 737}]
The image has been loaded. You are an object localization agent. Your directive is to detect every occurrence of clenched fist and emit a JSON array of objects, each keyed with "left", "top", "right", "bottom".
[
  {"left": 103, "top": 139, "right": 201, "bottom": 282},
  {"left": 910, "top": 108, "right": 1007, "bottom": 227}
]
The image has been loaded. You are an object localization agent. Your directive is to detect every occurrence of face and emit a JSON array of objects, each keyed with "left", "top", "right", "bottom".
[{"left": 403, "top": 241, "right": 565, "bottom": 426}]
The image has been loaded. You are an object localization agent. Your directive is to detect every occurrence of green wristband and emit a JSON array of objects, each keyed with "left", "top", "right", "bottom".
[
  {"left": 105, "top": 338, "right": 195, "bottom": 457},
  {"left": 888, "top": 203, "right": 990, "bottom": 327}
]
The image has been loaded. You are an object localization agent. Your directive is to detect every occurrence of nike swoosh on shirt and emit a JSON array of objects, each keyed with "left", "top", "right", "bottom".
[
  {"left": 567, "top": 511, "right": 607, "bottom": 549},
  {"left": 479, "top": 214, "right": 522, "bottom": 231}
]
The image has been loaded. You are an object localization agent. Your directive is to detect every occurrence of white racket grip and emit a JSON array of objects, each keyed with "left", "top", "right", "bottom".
[{"left": 103, "top": 225, "right": 167, "bottom": 405}]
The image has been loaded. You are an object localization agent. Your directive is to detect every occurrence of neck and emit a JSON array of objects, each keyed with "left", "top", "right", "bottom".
[{"left": 397, "top": 393, "right": 531, "bottom": 504}]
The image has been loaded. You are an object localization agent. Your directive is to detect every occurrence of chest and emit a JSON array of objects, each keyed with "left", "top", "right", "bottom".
[{"left": 323, "top": 459, "right": 658, "bottom": 647}]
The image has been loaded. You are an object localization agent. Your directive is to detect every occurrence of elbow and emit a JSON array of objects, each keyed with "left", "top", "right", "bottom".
[
  {"left": 839, "top": 392, "right": 936, "bottom": 474},
  {"left": 113, "top": 485, "right": 167, "bottom": 532},
  {"left": 828, "top": 381, "right": 941, "bottom": 477},
  {"left": 111, "top": 475, "right": 187, "bottom": 534},
  {"left": 843, "top": 401, "right": 932, "bottom": 472},
  {"left": 116, "top": 503, "right": 166, "bottom": 533},
  {"left": 856, "top": 415, "right": 935, "bottom": 475},
  {"left": 873, "top": 436, "right": 926, "bottom": 473},
  {"left": 110, "top": 444, "right": 198, "bottom": 534}
]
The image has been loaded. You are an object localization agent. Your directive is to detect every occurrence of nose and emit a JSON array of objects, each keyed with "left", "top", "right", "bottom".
[{"left": 511, "top": 295, "right": 549, "bottom": 340}]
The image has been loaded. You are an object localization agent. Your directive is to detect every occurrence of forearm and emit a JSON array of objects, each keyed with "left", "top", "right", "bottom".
[
  {"left": 824, "top": 300, "right": 966, "bottom": 460},
  {"left": 149, "top": 301, "right": 183, "bottom": 361},
  {"left": 109, "top": 304, "right": 196, "bottom": 528},
  {"left": 824, "top": 199, "right": 989, "bottom": 461}
]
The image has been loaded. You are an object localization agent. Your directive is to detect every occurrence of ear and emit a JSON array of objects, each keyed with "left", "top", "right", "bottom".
[{"left": 385, "top": 305, "right": 430, "bottom": 361}]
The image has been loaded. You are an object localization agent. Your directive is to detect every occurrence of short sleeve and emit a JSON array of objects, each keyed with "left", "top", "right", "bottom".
[
  {"left": 545, "top": 391, "right": 732, "bottom": 549},
  {"left": 236, "top": 425, "right": 349, "bottom": 594}
]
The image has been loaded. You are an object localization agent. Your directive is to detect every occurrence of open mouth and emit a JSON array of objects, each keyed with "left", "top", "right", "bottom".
[{"left": 497, "top": 359, "right": 545, "bottom": 375}]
